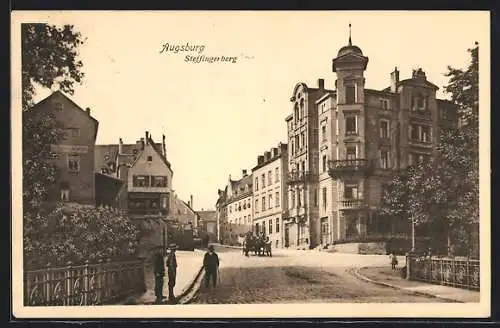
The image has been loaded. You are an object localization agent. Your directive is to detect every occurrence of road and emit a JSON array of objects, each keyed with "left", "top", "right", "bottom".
[{"left": 191, "top": 245, "right": 452, "bottom": 304}]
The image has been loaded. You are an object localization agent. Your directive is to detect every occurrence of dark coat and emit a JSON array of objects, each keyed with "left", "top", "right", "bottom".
[
  {"left": 166, "top": 252, "right": 177, "bottom": 273},
  {"left": 153, "top": 252, "right": 165, "bottom": 276},
  {"left": 203, "top": 252, "right": 219, "bottom": 272}
]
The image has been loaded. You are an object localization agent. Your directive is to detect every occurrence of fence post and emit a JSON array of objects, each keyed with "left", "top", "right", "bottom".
[
  {"left": 466, "top": 255, "right": 470, "bottom": 290},
  {"left": 45, "top": 263, "right": 51, "bottom": 305},
  {"left": 97, "top": 259, "right": 104, "bottom": 305},
  {"left": 428, "top": 252, "right": 432, "bottom": 283},
  {"left": 83, "top": 260, "right": 90, "bottom": 305}
]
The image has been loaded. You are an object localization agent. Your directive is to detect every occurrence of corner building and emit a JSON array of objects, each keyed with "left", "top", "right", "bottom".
[
  {"left": 316, "top": 36, "right": 458, "bottom": 245},
  {"left": 284, "top": 79, "right": 332, "bottom": 249}
]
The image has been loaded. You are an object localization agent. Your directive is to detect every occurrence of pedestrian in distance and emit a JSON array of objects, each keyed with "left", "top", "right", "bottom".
[
  {"left": 389, "top": 252, "right": 398, "bottom": 270},
  {"left": 153, "top": 248, "right": 166, "bottom": 304},
  {"left": 203, "top": 244, "right": 220, "bottom": 289},
  {"left": 166, "top": 243, "right": 178, "bottom": 302}
]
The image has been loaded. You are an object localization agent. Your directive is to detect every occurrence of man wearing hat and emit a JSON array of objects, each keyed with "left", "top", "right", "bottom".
[
  {"left": 153, "top": 247, "right": 166, "bottom": 303},
  {"left": 166, "top": 243, "right": 178, "bottom": 302},
  {"left": 203, "top": 244, "right": 220, "bottom": 289}
]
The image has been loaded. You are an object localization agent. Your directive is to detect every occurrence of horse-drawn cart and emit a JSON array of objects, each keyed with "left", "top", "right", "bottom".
[{"left": 243, "top": 233, "right": 272, "bottom": 257}]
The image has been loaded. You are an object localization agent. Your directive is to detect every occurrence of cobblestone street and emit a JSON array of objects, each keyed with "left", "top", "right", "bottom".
[{"left": 191, "top": 246, "right": 452, "bottom": 304}]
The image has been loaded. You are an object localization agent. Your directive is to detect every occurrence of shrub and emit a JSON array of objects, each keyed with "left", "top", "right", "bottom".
[{"left": 24, "top": 202, "right": 140, "bottom": 269}]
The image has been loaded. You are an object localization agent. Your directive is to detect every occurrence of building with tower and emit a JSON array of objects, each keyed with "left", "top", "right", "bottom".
[{"left": 315, "top": 25, "right": 458, "bottom": 246}]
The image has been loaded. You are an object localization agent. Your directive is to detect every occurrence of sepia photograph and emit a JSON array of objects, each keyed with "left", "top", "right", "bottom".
[{"left": 11, "top": 10, "right": 490, "bottom": 318}]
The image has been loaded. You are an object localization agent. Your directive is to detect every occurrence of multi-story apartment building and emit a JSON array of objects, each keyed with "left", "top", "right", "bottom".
[
  {"left": 226, "top": 170, "right": 253, "bottom": 226},
  {"left": 252, "top": 143, "right": 288, "bottom": 248},
  {"left": 316, "top": 35, "right": 458, "bottom": 245},
  {"left": 284, "top": 79, "right": 333, "bottom": 249},
  {"left": 215, "top": 187, "right": 228, "bottom": 243},
  {"left": 24, "top": 91, "right": 99, "bottom": 205}
]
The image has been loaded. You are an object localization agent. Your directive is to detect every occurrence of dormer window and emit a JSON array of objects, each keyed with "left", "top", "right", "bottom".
[
  {"left": 147, "top": 156, "right": 153, "bottom": 162},
  {"left": 380, "top": 99, "right": 390, "bottom": 110},
  {"left": 54, "top": 102, "right": 63, "bottom": 111}
]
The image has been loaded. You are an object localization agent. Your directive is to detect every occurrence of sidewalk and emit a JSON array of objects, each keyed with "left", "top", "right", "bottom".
[
  {"left": 354, "top": 266, "right": 480, "bottom": 303},
  {"left": 130, "top": 250, "right": 205, "bottom": 304}
]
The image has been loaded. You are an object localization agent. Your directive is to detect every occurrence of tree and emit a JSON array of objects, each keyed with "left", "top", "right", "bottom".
[
  {"left": 22, "top": 23, "right": 85, "bottom": 111},
  {"left": 24, "top": 203, "right": 139, "bottom": 269}
]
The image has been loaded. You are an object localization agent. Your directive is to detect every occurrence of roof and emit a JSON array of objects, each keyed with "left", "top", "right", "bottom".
[
  {"left": 197, "top": 210, "right": 216, "bottom": 222},
  {"left": 398, "top": 78, "right": 439, "bottom": 90},
  {"left": 227, "top": 174, "right": 253, "bottom": 203},
  {"left": 24, "top": 90, "right": 100, "bottom": 141}
]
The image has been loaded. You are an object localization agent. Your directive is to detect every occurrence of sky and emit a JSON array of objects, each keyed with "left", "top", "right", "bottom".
[{"left": 20, "top": 11, "right": 489, "bottom": 211}]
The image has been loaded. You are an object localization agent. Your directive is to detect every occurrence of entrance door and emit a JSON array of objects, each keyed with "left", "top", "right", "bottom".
[
  {"left": 284, "top": 226, "right": 290, "bottom": 248},
  {"left": 321, "top": 219, "right": 329, "bottom": 245}
]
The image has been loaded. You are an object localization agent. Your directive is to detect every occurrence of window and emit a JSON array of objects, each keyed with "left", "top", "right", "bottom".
[
  {"left": 262, "top": 196, "right": 266, "bottom": 211},
  {"left": 290, "top": 190, "right": 295, "bottom": 208},
  {"left": 322, "top": 187, "right": 327, "bottom": 210},
  {"left": 321, "top": 125, "right": 327, "bottom": 142},
  {"left": 380, "top": 120, "right": 389, "bottom": 139},
  {"left": 294, "top": 103, "right": 299, "bottom": 123},
  {"left": 152, "top": 176, "right": 168, "bottom": 187},
  {"left": 322, "top": 155, "right": 327, "bottom": 172},
  {"left": 380, "top": 150, "right": 390, "bottom": 169},
  {"left": 269, "top": 220, "right": 273, "bottom": 234},
  {"left": 346, "top": 85, "right": 356, "bottom": 104},
  {"left": 54, "top": 102, "right": 63, "bottom": 111},
  {"left": 268, "top": 170, "right": 272, "bottom": 186},
  {"left": 261, "top": 174, "right": 266, "bottom": 188},
  {"left": 346, "top": 147, "right": 356, "bottom": 160},
  {"left": 295, "top": 135, "right": 300, "bottom": 151},
  {"left": 314, "top": 188, "right": 318, "bottom": 206},
  {"left": 345, "top": 116, "right": 357, "bottom": 135},
  {"left": 276, "top": 218, "right": 280, "bottom": 233},
  {"left": 255, "top": 199, "right": 259, "bottom": 212},
  {"left": 67, "top": 155, "right": 80, "bottom": 173},
  {"left": 275, "top": 167, "right": 280, "bottom": 183},
  {"left": 344, "top": 183, "right": 359, "bottom": 199},
  {"left": 147, "top": 156, "right": 153, "bottom": 162},
  {"left": 409, "top": 124, "right": 419, "bottom": 140},
  {"left": 421, "top": 125, "right": 430, "bottom": 143},
  {"left": 268, "top": 194, "right": 273, "bottom": 209},
  {"left": 255, "top": 177, "right": 259, "bottom": 191},
  {"left": 300, "top": 99, "right": 305, "bottom": 119},
  {"left": 301, "top": 161, "right": 306, "bottom": 173},
  {"left": 301, "top": 132, "right": 305, "bottom": 148},
  {"left": 298, "top": 189, "right": 302, "bottom": 207},
  {"left": 275, "top": 191, "right": 280, "bottom": 207},
  {"left": 380, "top": 99, "right": 389, "bottom": 110},
  {"left": 133, "top": 175, "right": 150, "bottom": 187}
]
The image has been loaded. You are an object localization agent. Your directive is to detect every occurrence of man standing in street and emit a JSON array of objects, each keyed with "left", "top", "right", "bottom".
[
  {"left": 203, "top": 244, "right": 220, "bottom": 289},
  {"left": 166, "top": 243, "right": 178, "bottom": 303},
  {"left": 153, "top": 248, "right": 165, "bottom": 304}
]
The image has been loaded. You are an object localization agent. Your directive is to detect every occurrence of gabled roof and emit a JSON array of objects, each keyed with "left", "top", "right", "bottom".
[{"left": 24, "top": 90, "right": 100, "bottom": 141}]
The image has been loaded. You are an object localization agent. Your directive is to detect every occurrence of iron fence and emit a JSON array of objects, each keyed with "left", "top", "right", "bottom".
[
  {"left": 407, "top": 255, "right": 480, "bottom": 291},
  {"left": 24, "top": 259, "right": 146, "bottom": 306}
]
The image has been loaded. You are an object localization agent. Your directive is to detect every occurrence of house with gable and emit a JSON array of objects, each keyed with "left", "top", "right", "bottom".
[
  {"left": 95, "top": 131, "right": 174, "bottom": 254},
  {"left": 23, "top": 91, "right": 99, "bottom": 205}
]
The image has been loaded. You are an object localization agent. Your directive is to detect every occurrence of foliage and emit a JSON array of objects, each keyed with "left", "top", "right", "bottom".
[
  {"left": 24, "top": 203, "right": 139, "bottom": 269},
  {"left": 22, "top": 23, "right": 85, "bottom": 110},
  {"left": 22, "top": 113, "right": 65, "bottom": 211}
]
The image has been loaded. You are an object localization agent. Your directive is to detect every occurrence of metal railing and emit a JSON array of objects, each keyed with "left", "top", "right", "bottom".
[
  {"left": 339, "top": 199, "right": 367, "bottom": 209},
  {"left": 287, "top": 171, "right": 314, "bottom": 184},
  {"left": 24, "top": 259, "right": 146, "bottom": 306},
  {"left": 407, "top": 255, "right": 480, "bottom": 291},
  {"left": 328, "top": 159, "right": 374, "bottom": 178}
]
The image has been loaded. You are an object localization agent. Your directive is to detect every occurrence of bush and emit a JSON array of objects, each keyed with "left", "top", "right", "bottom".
[{"left": 24, "top": 202, "right": 140, "bottom": 269}]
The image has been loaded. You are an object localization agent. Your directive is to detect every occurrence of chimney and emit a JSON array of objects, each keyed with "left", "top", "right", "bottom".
[
  {"left": 242, "top": 169, "right": 248, "bottom": 177},
  {"left": 264, "top": 151, "right": 271, "bottom": 161},
  {"left": 412, "top": 68, "right": 426, "bottom": 80},
  {"left": 318, "top": 78, "right": 325, "bottom": 90},
  {"left": 390, "top": 67, "right": 399, "bottom": 93},
  {"left": 140, "top": 138, "right": 145, "bottom": 150},
  {"left": 272, "top": 147, "right": 279, "bottom": 158},
  {"left": 258, "top": 155, "right": 265, "bottom": 165},
  {"left": 85, "top": 107, "right": 91, "bottom": 115},
  {"left": 190, "top": 195, "right": 193, "bottom": 209},
  {"left": 118, "top": 138, "right": 123, "bottom": 154},
  {"left": 162, "top": 134, "right": 166, "bottom": 157}
]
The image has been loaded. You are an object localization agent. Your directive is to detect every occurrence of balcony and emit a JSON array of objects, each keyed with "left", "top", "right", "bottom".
[
  {"left": 338, "top": 199, "right": 367, "bottom": 210},
  {"left": 127, "top": 208, "right": 169, "bottom": 217},
  {"left": 328, "top": 159, "right": 374, "bottom": 178},
  {"left": 287, "top": 171, "right": 315, "bottom": 185}
]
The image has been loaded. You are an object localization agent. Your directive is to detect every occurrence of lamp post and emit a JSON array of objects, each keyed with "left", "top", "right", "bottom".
[{"left": 411, "top": 217, "right": 416, "bottom": 252}]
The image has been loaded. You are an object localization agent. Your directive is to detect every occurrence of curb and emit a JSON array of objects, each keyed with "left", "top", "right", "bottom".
[
  {"left": 177, "top": 264, "right": 205, "bottom": 304},
  {"left": 349, "top": 267, "right": 462, "bottom": 303}
]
